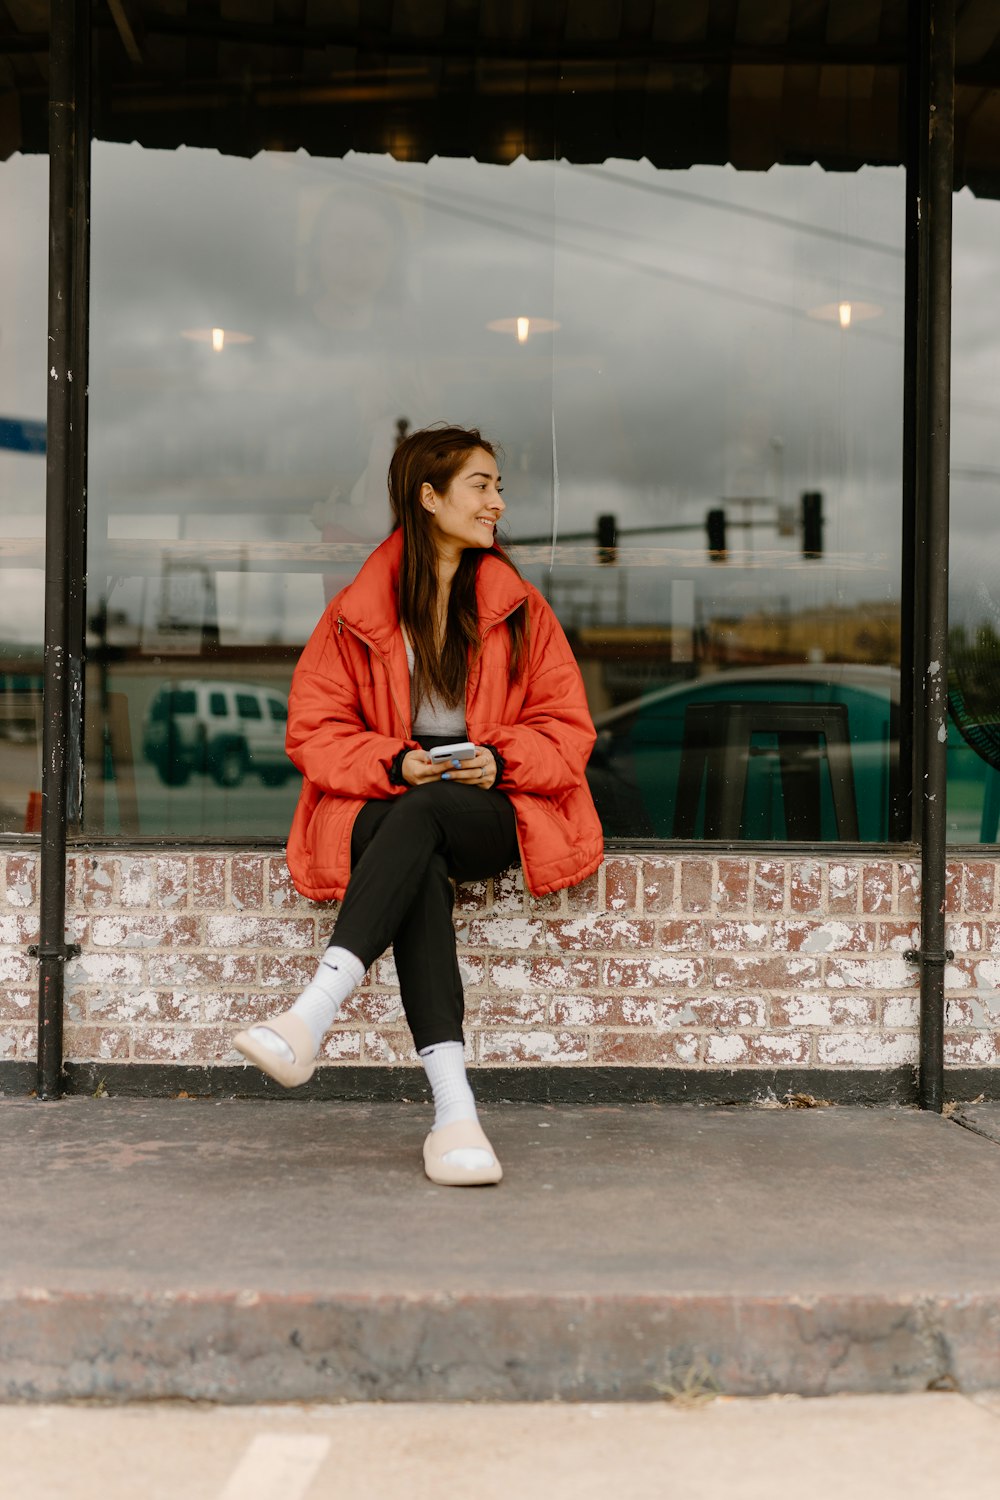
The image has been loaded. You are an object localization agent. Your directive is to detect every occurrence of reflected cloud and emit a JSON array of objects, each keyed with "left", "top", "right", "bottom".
[{"left": 1, "top": 146, "right": 999, "bottom": 645}]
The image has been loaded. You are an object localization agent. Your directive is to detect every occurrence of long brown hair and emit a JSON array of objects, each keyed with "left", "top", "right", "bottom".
[{"left": 387, "top": 424, "right": 528, "bottom": 710}]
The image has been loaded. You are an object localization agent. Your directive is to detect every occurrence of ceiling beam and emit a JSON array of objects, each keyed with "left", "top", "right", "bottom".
[
  {"left": 104, "top": 12, "right": 911, "bottom": 66},
  {"left": 106, "top": 0, "right": 143, "bottom": 64}
]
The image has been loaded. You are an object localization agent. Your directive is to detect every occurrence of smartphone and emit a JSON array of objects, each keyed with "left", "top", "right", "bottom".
[{"left": 428, "top": 741, "right": 477, "bottom": 764}]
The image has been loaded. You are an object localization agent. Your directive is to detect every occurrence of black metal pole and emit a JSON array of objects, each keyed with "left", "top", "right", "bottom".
[
  {"left": 35, "top": 0, "right": 89, "bottom": 1098},
  {"left": 917, "top": 0, "right": 955, "bottom": 1112},
  {"left": 67, "top": 0, "right": 91, "bottom": 831},
  {"left": 897, "top": 5, "right": 929, "bottom": 844}
]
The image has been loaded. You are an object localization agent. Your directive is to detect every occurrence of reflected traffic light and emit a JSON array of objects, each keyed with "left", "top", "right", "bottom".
[
  {"left": 596, "top": 513, "right": 618, "bottom": 565},
  {"left": 705, "top": 508, "right": 727, "bottom": 562},
  {"left": 802, "top": 491, "right": 824, "bottom": 558}
]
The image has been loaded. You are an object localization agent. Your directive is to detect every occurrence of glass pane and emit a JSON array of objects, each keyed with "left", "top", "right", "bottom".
[
  {"left": 85, "top": 21, "right": 905, "bottom": 841},
  {"left": 544, "top": 159, "right": 904, "bottom": 842},
  {"left": 949, "top": 129, "right": 1000, "bottom": 844},
  {"left": 0, "top": 153, "right": 47, "bottom": 835}
]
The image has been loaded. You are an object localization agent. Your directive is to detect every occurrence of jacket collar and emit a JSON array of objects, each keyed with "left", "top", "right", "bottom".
[{"left": 337, "top": 528, "right": 529, "bottom": 654}]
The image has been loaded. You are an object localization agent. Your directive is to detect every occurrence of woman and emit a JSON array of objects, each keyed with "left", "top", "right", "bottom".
[{"left": 235, "top": 425, "right": 604, "bottom": 1186}]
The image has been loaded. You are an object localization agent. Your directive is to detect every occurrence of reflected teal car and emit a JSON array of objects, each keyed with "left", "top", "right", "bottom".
[
  {"left": 586, "top": 664, "right": 1000, "bottom": 843},
  {"left": 586, "top": 665, "right": 898, "bottom": 841}
]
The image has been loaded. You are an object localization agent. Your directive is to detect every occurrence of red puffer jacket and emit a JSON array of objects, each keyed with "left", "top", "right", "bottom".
[{"left": 285, "top": 529, "right": 604, "bottom": 900}]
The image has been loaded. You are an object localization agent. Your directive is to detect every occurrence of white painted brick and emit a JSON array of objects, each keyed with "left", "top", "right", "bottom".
[
  {"left": 319, "top": 1030, "right": 362, "bottom": 1060},
  {"left": 828, "top": 865, "right": 856, "bottom": 896},
  {"left": 65, "top": 1028, "right": 128, "bottom": 1060},
  {"left": 479, "top": 1030, "right": 584, "bottom": 1062},
  {"left": 674, "top": 1034, "right": 700, "bottom": 1064},
  {"left": 6, "top": 880, "right": 35, "bottom": 909},
  {"left": 944, "top": 1032, "right": 1000, "bottom": 1065},
  {"left": 751, "top": 1034, "right": 810, "bottom": 1063},
  {"left": 374, "top": 954, "right": 398, "bottom": 985},
  {"left": 882, "top": 996, "right": 920, "bottom": 1028},
  {"left": 89, "top": 989, "right": 201, "bottom": 1023},
  {"left": 65, "top": 953, "right": 144, "bottom": 988},
  {"left": 490, "top": 957, "right": 597, "bottom": 991},
  {"left": 947, "top": 923, "right": 983, "bottom": 953},
  {"left": 945, "top": 997, "right": 993, "bottom": 1027},
  {"left": 0, "top": 918, "right": 32, "bottom": 943},
  {"left": 607, "top": 956, "right": 703, "bottom": 988},
  {"left": 493, "top": 869, "right": 526, "bottom": 912},
  {"left": 545, "top": 997, "right": 589, "bottom": 1026},
  {"left": 119, "top": 860, "right": 154, "bottom": 906},
  {"left": 476, "top": 918, "right": 543, "bottom": 950},
  {"left": 0, "top": 950, "right": 31, "bottom": 984},
  {"left": 0, "top": 1028, "right": 23, "bottom": 1058},
  {"left": 817, "top": 1033, "right": 919, "bottom": 1065},
  {"left": 826, "top": 956, "right": 914, "bottom": 990},
  {"left": 798, "top": 922, "right": 866, "bottom": 954},
  {"left": 458, "top": 955, "right": 485, "bottom": 987},
  {"left": 0, "top": 990, "right": 32, "bottom": 1014},
  {"left": 204, "top": 916, "right": 314, "bottom": 948},
  {"left": 974, "top": 959, "right": 1000, "bottom": 990},
  {"left": 141, "top": 1029, "right": 201, "bottom": 1062},
  {"left": 705, "top": 1034, "right": 747, "bottom": 1064},
  {"left": 89, "top": 916, "right": 196, "bottom": 950},
  {"left": 881, "top": 925, "right": 921, "bottom": 953},
  {"left": 779, "top": 995, "right": 872, "bottom": 1027},
  {"left": 364, "top": 1031, "right": 421, "bottom": 1063}
]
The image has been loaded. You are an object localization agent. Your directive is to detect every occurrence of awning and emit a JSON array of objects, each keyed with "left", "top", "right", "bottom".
[{"left": 1, "top": 0, "right": 1000, "bottom": 193}]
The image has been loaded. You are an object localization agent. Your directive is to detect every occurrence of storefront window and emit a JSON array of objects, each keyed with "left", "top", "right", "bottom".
[
  {"left": 541, "top": 160, "right": 903, "bottom": 841},
  {"left": 949, "top": 126, "right": 1000, "bottom": 844},
  {"left": 84, "top": 24, "right": 906, "bottom": 842},
  {"left": 0, "top": 153, "right": 47, "bottom": 836}
]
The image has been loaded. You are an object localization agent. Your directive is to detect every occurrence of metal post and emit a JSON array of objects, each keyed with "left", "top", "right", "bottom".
[
  {"left": 67, "top": 0, "right": 91, "bottom": 830},
  {"left": 916, "top": 0, "right": 955, "bottom": 1112},
  {"left": 35, "top": 0, "right": 90, "bottom": 1098},
  {"left": 897, "top": 3, "right": 929, "bottom": 844}
]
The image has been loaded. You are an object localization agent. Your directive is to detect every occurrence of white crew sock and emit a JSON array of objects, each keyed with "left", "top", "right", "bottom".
[
  {"left": 418, "top": 1039, "right": 495, "bottom": 1171},
  {"left": 249, "top": 946, "right": 365, "bottom": 1062},
  {"left": 418, "top": 1040, "right": 477, "bottom": 1128}
]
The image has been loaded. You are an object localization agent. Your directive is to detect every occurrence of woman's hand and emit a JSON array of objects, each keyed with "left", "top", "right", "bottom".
[
  {"left": 401, "top": 747, "right": 498, "bottom": 789},
  {"left": 400, "top": 749, "right": 443, "bottom": 787},
  {"left": 443, "top": 747, "right": 497, "bottom": 789}
]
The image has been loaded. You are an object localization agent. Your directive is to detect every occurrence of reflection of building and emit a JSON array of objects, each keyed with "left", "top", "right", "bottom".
[
  {"left": 574, "top": 602, "right": 902, "bottom": 710},
  {"left": 0, "top": 649, "right": 43, "bottom": 836},
  {"left": 0, "top": 651, "right": 43, "bottom": 744},
  {"left": 573, "top": 628, "right": 690, "bottom": 712},
  {"left": 705, "top": 603, "right": 901, "bottom": 670},
  {"left": 140, "top": 560, "right": 220, "bottom": 656},
  {"left": 4, "top": 4, "right": 996, "bottom": 1111}
]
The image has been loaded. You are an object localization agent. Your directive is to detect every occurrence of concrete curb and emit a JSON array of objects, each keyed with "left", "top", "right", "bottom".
[{"left": 4, "top": 1288, "right": 999, "bottom": 1402}]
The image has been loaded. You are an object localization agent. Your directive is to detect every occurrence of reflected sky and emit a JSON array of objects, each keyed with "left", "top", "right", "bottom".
[{"left": 1, "top": 144, "right": 999, "bottom": 645}]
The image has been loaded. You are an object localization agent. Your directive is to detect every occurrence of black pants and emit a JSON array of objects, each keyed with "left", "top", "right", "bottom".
[{"left": 330, "top": 781, "right": 519, "bottom": 1052}]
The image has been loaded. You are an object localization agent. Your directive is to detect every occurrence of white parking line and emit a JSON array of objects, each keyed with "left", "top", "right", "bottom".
[{"left": 217, "top": 1434, "right": 331, "bottom": 1500}]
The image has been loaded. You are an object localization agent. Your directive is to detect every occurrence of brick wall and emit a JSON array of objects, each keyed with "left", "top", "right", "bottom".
[{"left": 1, "top": 850, "right": 999, "bottom": 1073}]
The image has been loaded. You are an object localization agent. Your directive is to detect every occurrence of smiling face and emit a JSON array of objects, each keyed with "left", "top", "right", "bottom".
[{"left": 420, "top": 447, "right": 505, "bottom": 561}]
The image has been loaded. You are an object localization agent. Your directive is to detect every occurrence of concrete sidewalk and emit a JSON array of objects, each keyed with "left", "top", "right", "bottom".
[
  {"left": 3, "top": 1097, "right": 1000, "bottom": 1402},
  {"left": 11, "top": 1395, "right": 1000, "bottom": 1500}
]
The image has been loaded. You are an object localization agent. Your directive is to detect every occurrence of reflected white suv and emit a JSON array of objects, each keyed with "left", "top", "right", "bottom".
[{"left": 142, "top": 680, "right": 295, "bottom": 789}]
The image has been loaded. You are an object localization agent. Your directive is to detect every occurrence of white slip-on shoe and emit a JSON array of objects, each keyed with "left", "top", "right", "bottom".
[
  {"left": 233, "top": 1012, "right": 317, "bottom": 1088},
  {"left": 423, "top": 1117, "right": 503, "bottom": 1186}
]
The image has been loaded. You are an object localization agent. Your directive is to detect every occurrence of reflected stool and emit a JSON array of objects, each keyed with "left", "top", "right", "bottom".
[
  {"left": 671, "top": 701, "right": 859, "bottom": 840},
  {"left": 981, "top": 766, "right": 1000, "bottom": 843}
]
